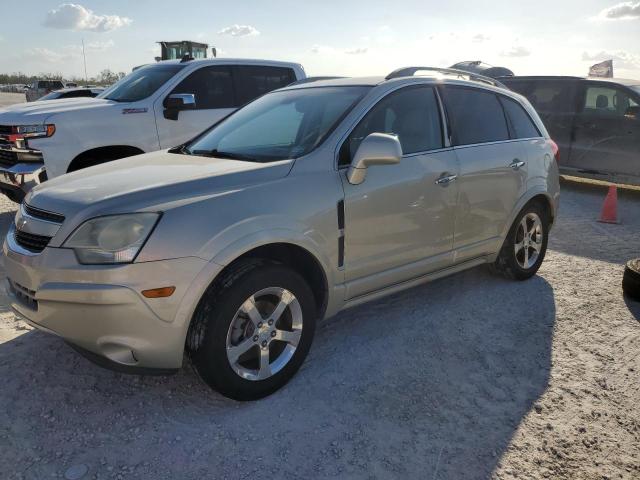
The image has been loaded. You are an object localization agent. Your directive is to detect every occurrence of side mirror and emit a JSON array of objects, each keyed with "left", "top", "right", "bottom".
[
  {"left": 163, "top": 93, "right": 196, "bottom": 120},
  {"left": 347, "top": 133, "right": 402, "bottom": 185},
  {"left": 625, "top": 106, "right": 640, "bottom": 120}
]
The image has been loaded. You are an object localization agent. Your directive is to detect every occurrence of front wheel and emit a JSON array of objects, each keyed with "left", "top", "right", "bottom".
[
  {"left": 491, "top": 202, "right": 550, "bottom": 280},
  {"left": 188, "top": 261, "right": 317, "bottom": 400}
]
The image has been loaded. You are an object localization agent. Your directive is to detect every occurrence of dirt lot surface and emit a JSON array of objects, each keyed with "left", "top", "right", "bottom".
[
  {"left": 0, "top": 92, "right": 26, "bottom": 108},
  {"left": 0, "top": 178, "right": 639, "bottom": 480}
]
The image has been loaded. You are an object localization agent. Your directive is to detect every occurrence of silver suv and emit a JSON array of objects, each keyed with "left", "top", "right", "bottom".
[{"left": 3, "top": 67, "right": 560, "bottom": 400}]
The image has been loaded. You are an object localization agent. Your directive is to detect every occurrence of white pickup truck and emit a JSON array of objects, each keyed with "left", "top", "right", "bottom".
[{"left": 0, "top": 58, "right": 305, "bottom": 202}]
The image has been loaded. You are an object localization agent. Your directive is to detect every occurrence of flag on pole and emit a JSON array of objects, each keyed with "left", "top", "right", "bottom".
[{"left": 589, "top": 60, "right": 613, "bottom": 78}]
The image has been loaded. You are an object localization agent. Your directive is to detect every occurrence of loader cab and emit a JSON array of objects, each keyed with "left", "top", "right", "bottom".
[{"left": 159, "top": 41, "right": 210, "bottom": 61}]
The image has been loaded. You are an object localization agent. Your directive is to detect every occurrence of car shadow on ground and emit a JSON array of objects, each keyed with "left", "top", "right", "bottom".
[{"left": 0, "top": 266, "right": 556, "bottom": 479}]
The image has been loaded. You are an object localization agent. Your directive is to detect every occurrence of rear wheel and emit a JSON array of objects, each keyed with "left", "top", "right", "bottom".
[
  {"left": 492, "top": 202, "right": 549, "bottom": 280},
  {"left": 623, "top": 259, "right": 640, "bottom": 301},
  {"left": 188, "top": 261, "right": 316, "bottom": 400}
]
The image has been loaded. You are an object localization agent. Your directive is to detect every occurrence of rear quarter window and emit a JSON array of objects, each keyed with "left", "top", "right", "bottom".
[
  {"left": 499, "top": 96, "right": 541, "bottom": 139},
  {"left": 442, "top": 86, "right": 509, "bottom": 146}
]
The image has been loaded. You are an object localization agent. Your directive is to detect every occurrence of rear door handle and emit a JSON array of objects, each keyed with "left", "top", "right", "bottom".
[
  {"left": 435, "top": 174, "right": 458, "bottom": 186},
  {"left": 510, "top": 159, "right": 526, "bottom": 170}
]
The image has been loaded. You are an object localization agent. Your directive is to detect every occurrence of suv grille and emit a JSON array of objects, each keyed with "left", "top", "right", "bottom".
[
  {"left": 24, "top": 204, "right": 65, "bottom": 223},
  {"left": 9, "top": 280, "right": 38, "bottom": 311},
  {"left": 14, "top": 230, "right": 52, "bottom": 253}
]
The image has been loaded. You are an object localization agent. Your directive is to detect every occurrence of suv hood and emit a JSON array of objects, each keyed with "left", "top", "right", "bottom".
[
  {"left": 26, "top": 150, "right": 294, "bottom": 220},
  {"left": 0, "top": 97, "right": 116, "bottom": 124}
]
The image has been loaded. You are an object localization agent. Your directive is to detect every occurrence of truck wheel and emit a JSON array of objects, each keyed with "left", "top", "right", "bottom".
[
  {"left": 623, "top": 259, "right": 640, "bottom": 302},
  {"left": 188, "top": 261, "right": 316, "bottom": 401},
  {"left": 491, "top": 202, "right": 550, "bottom": 281}
]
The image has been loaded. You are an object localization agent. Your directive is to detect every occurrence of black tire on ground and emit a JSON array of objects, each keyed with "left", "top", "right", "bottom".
[
  {"left": 187, "top": 260, "right": 317, "bottom": 401},
  {"left": 491, "top": 201, "right": 550, "bottom": 281},
  {"left": 623, "top": 259, "right": 640, "bottom": 302}
]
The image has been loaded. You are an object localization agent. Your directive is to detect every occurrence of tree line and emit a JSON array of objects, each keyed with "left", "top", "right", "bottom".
[{"left": 0, "top": 69, "right": 128, "bottom": 86}]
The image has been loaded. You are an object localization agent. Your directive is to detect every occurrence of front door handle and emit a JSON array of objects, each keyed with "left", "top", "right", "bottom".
[
  {"left": 510, "top": 159, "right": 526, "bottom": 170},
  {"left": 435, "top": 174, "right": 458, "bottom": 186}
]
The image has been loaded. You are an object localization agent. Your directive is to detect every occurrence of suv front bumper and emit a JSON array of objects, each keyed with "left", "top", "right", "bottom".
[{"left": 3, "top": 236, "right": 211, "bottom": 371}]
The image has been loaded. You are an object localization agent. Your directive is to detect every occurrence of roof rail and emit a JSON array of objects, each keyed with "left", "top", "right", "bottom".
[
  {"left": 385, "top": 66, "right": 507, "bottom": 89},
  {"left": 287, "top": 76, "right": 345, "bottom": 87}
]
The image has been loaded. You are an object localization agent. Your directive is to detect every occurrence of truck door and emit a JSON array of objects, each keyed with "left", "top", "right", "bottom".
[
  {"left": 506, "top": 79, "right": 579, "bottom": 164},
  {"left": 154, "top": 65, "right": 237, "bottom": 149},
  {"left": 568, "top": 82, "right": 640, "bottom": 182}
]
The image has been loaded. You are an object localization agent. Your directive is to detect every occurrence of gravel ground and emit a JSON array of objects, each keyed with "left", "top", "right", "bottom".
[
  {"left": 0, "top": 92, "right": 25, "bottom": 108},
  {"left": 0, "top": 177, "right": 639, "bottom": 480}
]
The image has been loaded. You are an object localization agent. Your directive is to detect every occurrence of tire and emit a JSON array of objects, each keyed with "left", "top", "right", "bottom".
[
  {"left": 491, "top": 201, "right": 550, "bottom": 281},
  {"left": 187, "top": 260, "right": 317, "bottom": 401},
  {"left": 623, "top": 259, "right": 640, "bottom": 302}
]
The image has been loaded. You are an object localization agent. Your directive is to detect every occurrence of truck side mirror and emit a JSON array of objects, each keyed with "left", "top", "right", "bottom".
[
  {"left": 163, "top": 93, "right": 196, "bottom": 120},
  {"left": 625, "top": 106, "right": 639, "bottom": 121},
  {"left": 347, "top": 133, "right": 402, "bottom": 185}
]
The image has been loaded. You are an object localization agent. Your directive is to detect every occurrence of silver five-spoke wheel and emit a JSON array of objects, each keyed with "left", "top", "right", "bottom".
[
  {"left": 514, "top": 212, "right": 544, "bottom": 269},
  {"left": 226, "top": 287, "right": 303, "bottom": 381}
]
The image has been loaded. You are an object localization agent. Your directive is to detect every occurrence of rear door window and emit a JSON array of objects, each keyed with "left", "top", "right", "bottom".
[
  {"left": 339, "top": 86, "right": 444, "bottom": 165},
  {"left": 233, "top": 66, "right": 296, "bottom": 105},
  {"left": 442, "top": 86, "right": 509, "bottom": 145},
  {"left": 582, "top": 84, "right": 639, "bottom": 117},
  {"left": 171, "top": 66, "right": 235, "bottom": 109},
  {"left": 499, "top": 96, "right": 541, "bottom": 139}
]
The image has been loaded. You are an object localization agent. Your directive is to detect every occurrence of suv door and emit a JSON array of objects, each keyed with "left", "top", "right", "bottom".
[
  {"left": 441, "top": 86, "right": 528, "bottom": 262},
  {"left": 339, "top": 85, "right": 459, "bottom": 299},
  {"left": 155, "top": 65, "right": 236, "bottom": 148},
  {"left": 505, "top": 79, "right": 579, "bottom": 163},
  {"left": 568, "top": 82, "right": 640, "bottom": 182}
]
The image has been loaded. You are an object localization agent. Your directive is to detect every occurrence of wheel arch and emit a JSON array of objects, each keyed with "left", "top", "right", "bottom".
[{"left": 68, "top": 145, "right": 145, "bottom": 172}]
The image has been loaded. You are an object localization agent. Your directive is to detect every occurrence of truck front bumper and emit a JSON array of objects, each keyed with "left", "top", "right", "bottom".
[
  {"left": 3, "top": 235, "right": 212, "bottom": 371},
  {"left": 0, "top": 146, "right": 46, "bottom": 201}
]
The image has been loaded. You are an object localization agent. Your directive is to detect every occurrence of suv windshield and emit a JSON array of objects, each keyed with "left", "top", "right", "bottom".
[
  {"left": 183, "top": 86, "right": 370, "bottom": 162},
  {"left": 98, "top": 64, "right": 186, "bottom": 103}
]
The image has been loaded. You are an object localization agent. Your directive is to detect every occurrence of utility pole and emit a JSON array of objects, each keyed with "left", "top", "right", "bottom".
[{"left": 82, "top": 38, "right": 88, "bottom": 85}]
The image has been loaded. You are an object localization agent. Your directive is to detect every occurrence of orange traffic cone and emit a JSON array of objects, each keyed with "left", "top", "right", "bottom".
[{"left": 598, "top": 185, "right": 619, "bottom": 224}]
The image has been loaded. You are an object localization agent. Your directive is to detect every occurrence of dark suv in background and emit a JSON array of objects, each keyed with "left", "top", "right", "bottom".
[{"left": 502, "top": 76, "right": 640, "bottom": 186}]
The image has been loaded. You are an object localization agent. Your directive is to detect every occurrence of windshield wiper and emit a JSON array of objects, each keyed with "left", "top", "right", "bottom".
[{"left": 190, "top": 149, "right": 256, "bottom": 161}]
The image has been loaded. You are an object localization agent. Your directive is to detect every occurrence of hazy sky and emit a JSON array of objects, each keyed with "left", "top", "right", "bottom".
[{"left": 2, "top": 0, "right": 640, "bottom": 79}]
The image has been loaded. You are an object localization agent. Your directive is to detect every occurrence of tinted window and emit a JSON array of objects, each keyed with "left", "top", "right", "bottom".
[
  {"left": 508, "top": 80, "right": 578, "bottom": 114},
  {"left": 234, "top": 66, "right": 296, "bottom": 105},
  {"left": 61, "top": 90, "right": 95, "bottom": 99},
  {"left": 171, "top": 66, "right": 234, "bottom": 109},
  {"left": 500, "top": 96, "right": 541, "bottom": 139},
  {"left": 99, "top": 64, "right": 185, "bottom": 102},
  {"left": 582, "top": 85, "right": 639, "bottom": 117},
  {"left": 185, "top": 86, "right": 369, "bottom": 162},
  {"left": 339, "top": 87, "right": 443, "bottom": 165},
  {"left": 37, "top": 80, "right": 64, "bottom": 90},
  {"left": 442, "top": 87, "right": 509, "bottom": 145}
]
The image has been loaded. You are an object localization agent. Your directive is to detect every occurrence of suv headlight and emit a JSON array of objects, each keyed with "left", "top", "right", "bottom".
[{"left": 63, "top": 213, "right": 160, "bottom": 264}]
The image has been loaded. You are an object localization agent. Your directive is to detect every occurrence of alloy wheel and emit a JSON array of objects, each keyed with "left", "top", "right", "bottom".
[
  {"left": 225, "top": 287, "right": 303, "bottom": 381},
  {"left": 514, "top": 212, "right": 544, "bottom": 269}
]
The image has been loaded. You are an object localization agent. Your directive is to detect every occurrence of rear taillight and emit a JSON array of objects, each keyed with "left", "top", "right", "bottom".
[{"left": 549, "top": 139, "right": 559, "bottom": 162}]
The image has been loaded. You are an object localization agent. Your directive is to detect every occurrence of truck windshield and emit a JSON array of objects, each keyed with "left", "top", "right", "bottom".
[
  {"left": 183, "top": 86, "right": 371, "bottom": 162},
  {"left": 98, "top": 64, "right": 185, "bottom": 103}
]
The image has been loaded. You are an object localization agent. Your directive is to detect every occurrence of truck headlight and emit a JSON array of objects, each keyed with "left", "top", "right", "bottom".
[
  {"left": 63, "top": 213, "right": 160, "bottom": 264},
  {"left": 13, "top": 124, "right": 56, "bottom": 139}
]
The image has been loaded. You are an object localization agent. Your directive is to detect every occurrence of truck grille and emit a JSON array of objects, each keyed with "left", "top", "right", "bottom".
[
  {"left": 14, "top": 230, "right": 52, "bottom": 253},
  {"left": 0, "top": 148, "right": 18, "bottom": 168},
  {"left": 23, "top": 204, "right": 65, "bottom": 223},
  {"left": 9, "top": 279, "right": 38, "bottom": 311}
]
